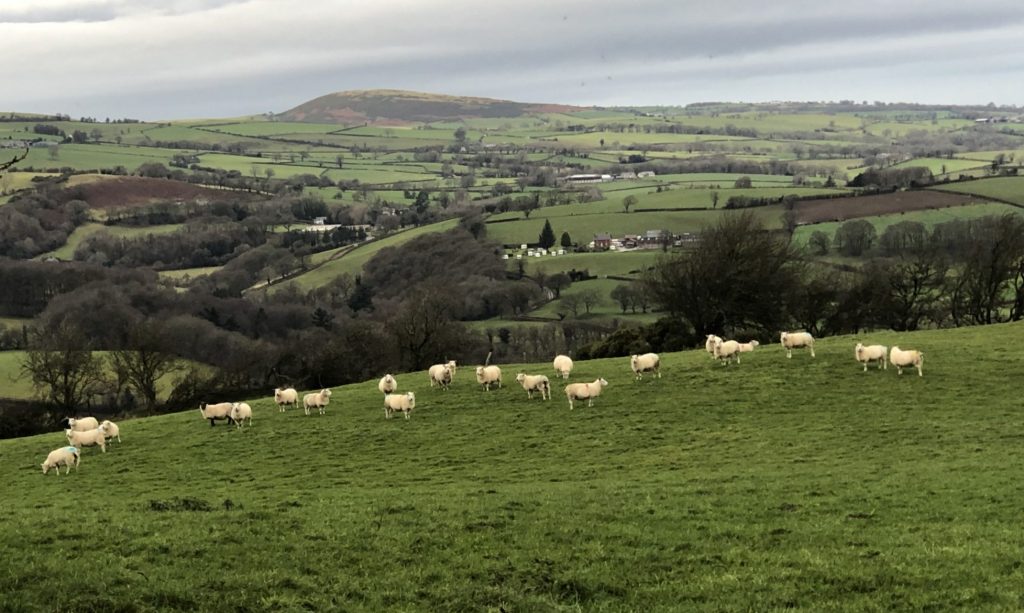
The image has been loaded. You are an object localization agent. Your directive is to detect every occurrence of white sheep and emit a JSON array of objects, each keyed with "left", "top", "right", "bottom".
[
  {"left": 383, "top": 392, "right": 416, "bottom": 419},
  {"left": 738, "top": 340, "right": 760, "bottom": 353},
  {"left": 630, "top": 353, "right": 661, "bottom": 380},
  {"left": 199, "top": 402, "right": 234, "bottom": 427},
  {"left": 230, "top": 402, "right": 253, "bottom": 428},
  {"left": 428, "top": 364, "right": 453, "bottom": 390},
  {"left": 564, "top": 378, "right": 609, "bottom": 410},
  {"left": 378, "top": 374, "right": 397, "bottom": 395},
  {"left": 552, "top": 354, "right": 574, "bottom": 379},
  {"left": 98, "top": 420, "right": 121, "bottom": 443},
  {"left": 475, "top": 365, "right": 502, "bottom": 391},
  {"left": 67, "top": 417, "right": 99, "bottom": 432},
  {"left": 890, "top": 346, "right": 924, "bottom": 377},
  {"left": 273, "top": 387, "right": 298, "bottom": 412},
  {"left": 516, "top": 373, "right": 551, "bottom": 400},
  {"left": 303, "top": 389, "right": 332, "bottom": 415},
  {"left": 854, "top": 343, "right": 888, "bottom": 372},
  {"left": 713, "top": 339, "right": 742, "bottom": 365},
  {"left": 41, "top": 446, "right": 80, "bottom": 476},
  {"left": 444, "top": 360, "right": 458, "bottom": 376},
  {"left": 705, "top": 334, "right": 723, "bottom": 359},
  {"left": 780, "top": 331, "right": 815, "bottom": 358},
  {"left": 66, "top": 428, "right": 106, "bottom": 453}
]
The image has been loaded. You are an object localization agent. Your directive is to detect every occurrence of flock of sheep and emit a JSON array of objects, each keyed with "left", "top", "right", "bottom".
[
  {"left": 708, "top": 332, "right": 924, "bottom": 376},
  {"left": 39, "top": 417, "right": 122, "bottom": 476},
  {"left": 39, "top": 331, "right": 924, "bottom": 474}
]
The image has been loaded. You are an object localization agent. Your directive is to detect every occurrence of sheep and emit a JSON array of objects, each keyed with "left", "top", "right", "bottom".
[
  {"left": 273, "top": 387, "right": 298, "bottom": 412},
  {"left": 378, "top": 374, "right": 397, "bottom": 395},
  {"left": 854, "top": 343, "right": 888, "bottom": 372},
  {"left": 475, "top": 365, "right": 502, "bottom": 391},
  {"left": 630, "top": 353, "right": 661, "bottom": 380},
  {"left": 780, "top": 331, "right": 815, "bottom": 358},
  {"left": 65, "top": 428, "right": 106, "bottom": 453},
  {"left": 705, "top": 335, "right": 723, "bottom": 359},
  {"left": 738, "top": 340, "right": 760, "bottom": 353},
  {"left": 564, "top": 378, "right": 608, "bottom": 410},
  {"left": 41, "top": 446, "right": 80, "bottom": 476},
  {"left": 713, "top": 339, "right": 742, "bottom": 365},
  {"left": 516, "top": 373, "right": 551, "bottom": 400},
  {"left": 890, "top": 346, "right": 924, "bottom": 377},
  {"left": 199, "top": 402, "right": 234, "bottom": 427},
  {"left": 552, "top": 354, "right": 574, "bottom": 379},
  {"left": 428, "top": 364, "right": 453, "bottom": 390},
  {"left": 230, "top": 402, "right": 253, "bottom": 428},
  {"left": 98, "top": 420, "right": 121, "bottom": 443},
  {"left": 303, "top": 389, "right": 332, "bottom": 415},
  {"left": 444, "top": 360, "right": 458, "bottom": 376},
  {"left": 67, "top": 417, "right": 99, "bottom": 432},
  {"left": 383, "top": 392, "right": 416, "bottom": 419}
]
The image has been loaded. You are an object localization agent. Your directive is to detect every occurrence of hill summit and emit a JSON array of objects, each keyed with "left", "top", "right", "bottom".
[{"left": 278, "top": 89, "right": 585, "bottom": 124}]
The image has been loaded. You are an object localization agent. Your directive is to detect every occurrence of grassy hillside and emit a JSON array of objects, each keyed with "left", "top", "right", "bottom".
[
  {"left": 1, "top": 323, "right": 1023, "bottom": 610},
  {"left": 929, "top": 176, "right": 1024, "bottom": 205}
]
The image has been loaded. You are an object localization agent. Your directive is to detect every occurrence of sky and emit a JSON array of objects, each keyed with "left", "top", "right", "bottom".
[{"left": 2, "top": 0, "right": 1023, "bottom": 120}]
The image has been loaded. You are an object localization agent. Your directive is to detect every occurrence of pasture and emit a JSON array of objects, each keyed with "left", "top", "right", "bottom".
[
  {"left": 929, "top": 176, "right": 1024, "bottom": 206},
  {"left": 1, "top": 323, "right": 1022, "bottom": 610},
  {"left": 39, "top": 223, "right": 183, "bottom": 261}
]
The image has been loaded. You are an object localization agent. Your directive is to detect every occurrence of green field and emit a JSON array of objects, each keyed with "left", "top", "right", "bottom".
[
  {"left": 266, "top": 219, "right": 460, "bottom": 294},
  {"left": 487, "top": 207, "right": 783, "bottom": 246},
  {"left": 793, "top": 202, "right": 1022, "bottom": 247},
  {"left": 513, "top": 250, "right": 662, "bottom": 279},
  {"left": 40, "top": 223, "right": 183, "bottom": 261},
  {"left": 1, "top": 323, "right": 1022, "bottom": 609},
  {"left": 889, "top": 157, "right": 988, "bottom": 176},
  {"left": 527, "top": 278, "right": 659, "bottom": 323},
  {"left": 929, "top": 176, "right": 1024, "bottom": 205}
]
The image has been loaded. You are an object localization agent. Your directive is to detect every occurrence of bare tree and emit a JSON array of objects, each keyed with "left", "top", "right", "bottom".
[
  {"left": 19, "top": 323, "right": 108, "bottom": 413},
  {"left": 0, "top": 147, "right": 28, "bottom": 173},
  {"left": 109, "top": 322, "right": 182, "bottom": 412}
]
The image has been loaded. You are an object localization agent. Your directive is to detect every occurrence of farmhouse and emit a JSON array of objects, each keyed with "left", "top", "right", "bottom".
[{"left": 593, "top": 233, "right": 612, "bottom": 250}]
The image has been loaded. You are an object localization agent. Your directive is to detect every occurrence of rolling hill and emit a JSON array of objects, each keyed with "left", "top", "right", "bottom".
[
  {"left": 279, "top": 89, "right": 585, "bottom": 124},
  {"left": 1, "top": 323, "right": 1022, "bottom": 610}
]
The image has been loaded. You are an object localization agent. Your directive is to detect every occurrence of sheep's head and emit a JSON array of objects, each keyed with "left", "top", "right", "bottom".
[
  {"left": 41, "top": 462, "right": 49, "bottom": 474},
  {"left": 598, "top": 378, "right": 609, "bottom": 387},
  {"left": 780, "top": 332, "right": 788, "bottom": 343},
  {"left": 515, "top": 373, "right": 526, "bottom": 383},
  {"left": 322, "top": 389, "right": 332, "bottom": 398},
  {"left": 64, "top": 428, "right": 73, "bottom": 438},
  {"left": 750, "top": 340, "right": 759, "bottom": 347}
]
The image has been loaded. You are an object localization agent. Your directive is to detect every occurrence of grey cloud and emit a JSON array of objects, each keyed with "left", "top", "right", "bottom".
[{"left": 0, "top": 0, "right": 250, "bottom": 23}]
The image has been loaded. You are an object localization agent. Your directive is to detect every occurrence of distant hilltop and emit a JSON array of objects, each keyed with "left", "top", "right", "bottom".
[{"left": 278, "top": 89, "right": 587, "bottom": 124}]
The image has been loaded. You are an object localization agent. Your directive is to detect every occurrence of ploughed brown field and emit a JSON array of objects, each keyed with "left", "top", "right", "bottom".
[
  {"left": 66, "top": 177, "right": 256, "bottom": 210},
  {"left": 794, "top": 190, "right": 981, "bottom": 224}
]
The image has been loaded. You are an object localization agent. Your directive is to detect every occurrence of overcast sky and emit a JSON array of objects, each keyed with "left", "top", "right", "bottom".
[{"left": 2, "top": 0, "right": 1023, "bottom": 120}]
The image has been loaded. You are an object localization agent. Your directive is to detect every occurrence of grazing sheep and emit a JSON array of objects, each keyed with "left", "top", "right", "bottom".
[
  {"left": 41, "top": 446, "right": 80, "bottom": 476},
  {"left": 303, "top": 389, "right": 332, "bottom": 416},
  {"left": 713, "top": 339, "right": 742, "bottom": 365},
  {"left": 428, "top": 364, "right": 453, "bottom": 390},
  {"left": 890, "top": 346, "right": 924, "bottom": 377},
  {"left": 383, "top": 392, "right": 416, "bottom": 419},
  {"left": 855, "top": 343, "right": 888, "bottom": 372},
  {"left": 378, "top": 374, "right": 397, "bottom": 395},
  {"left": 444, "top": 360, "right": 458, "bottom": 376},
  {"left": 199, "top": 402, "right": 234, "bottom": 427},
  {"left": 705, "top": 335, "right": 723, "bottom": 359},
  {"left": 564, "top": 378, "right": 609, "bottom": 410},
  {"left": 516, "top": 373, "right": 551, "bottom": 400},
  {"left": 273, "top": 387, "right": 299, "bottom": 412},
  {"left": 780, "top": 331, "right": 816, "bottom": 358},
  {"left": 98, "top": 420, "right": 121, "bottom": 443},
  {"left": 552, "top": 354, "right": 574, "bottom": 379},
  {"left": 230, "top": 402, "right": 253, "bottom": 428},
  {"left": 67, "top": 417, "right": 99, "bottom": 432},
  {"left": 738, "top": 340, "right": 760, "bottom": 353},
  {"left": 630, "top": 353, "right": 661, "bottom": 380},
  {"left": 475, "top": 365, "right": 502, "bottom": 391},
  {"left": 66, "top": 428, "right": 106, "bottom": 453}
]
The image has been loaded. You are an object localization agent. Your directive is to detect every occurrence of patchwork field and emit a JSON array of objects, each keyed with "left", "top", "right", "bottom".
[
  {"left": 928, "top": 176, "right": 1024, "bottom": 206},
  {"left": 1, "top": 323, "right": 1022, "bottom": 610}
]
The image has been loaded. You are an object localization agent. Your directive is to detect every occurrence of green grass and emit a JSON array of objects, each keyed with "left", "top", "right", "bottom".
[
  {"left": 929, "top": 176, "right": 1024, "bottom": 205},
  {"left": 157, "top": 266, "right": 221, "bottom": 283},
  {"left": 1, "top": 323, "right": 1023, "bottom": 610},
  {"left": 13, "top": 143, "right": 182, "bottom": 172},
  {"left": 527, "top": 278, "right": 660, "bottom": 322},
  {"left": 888, "top": 157, "right": 987, "bottom": 176},
  {"left": 267, "top": 219, "right": 460, "bottom": 293}
]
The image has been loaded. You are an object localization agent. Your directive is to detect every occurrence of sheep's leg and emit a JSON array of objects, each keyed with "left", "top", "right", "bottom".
[
  {"left": 810, "top": 346, "right": 816, "bottom": 358},
  {"left": 917, "top": 365, "right": 923, "bottom": 377}
]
